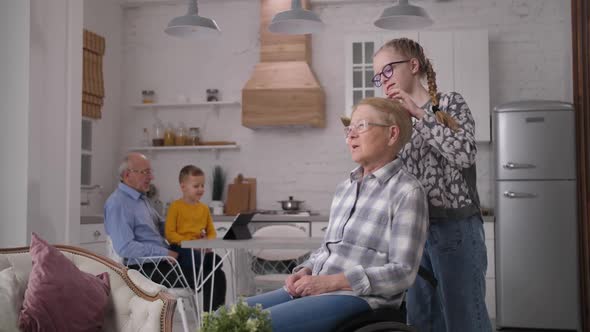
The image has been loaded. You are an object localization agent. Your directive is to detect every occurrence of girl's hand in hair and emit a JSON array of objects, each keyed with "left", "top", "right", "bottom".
[{"left": 387, "top": 88, "right": 425, "bottom": 120}]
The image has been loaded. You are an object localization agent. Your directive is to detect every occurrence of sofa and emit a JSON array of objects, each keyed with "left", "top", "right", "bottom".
[{"left": 0, "top": 245, "right": 175, "bottom": 332}]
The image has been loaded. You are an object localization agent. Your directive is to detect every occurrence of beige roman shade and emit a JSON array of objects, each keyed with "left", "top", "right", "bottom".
[{"left": 82, "top": 29, "right": 105, "bottom": 119}]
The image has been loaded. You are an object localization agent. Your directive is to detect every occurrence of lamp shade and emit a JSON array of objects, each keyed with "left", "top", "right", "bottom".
[
  {"left": 165, "top": 0, "right": 220, "bottom": 37},
  {"left": 268, "top": 0, "right": 323, "bottom": 35},
  {"left": 374, "top": 0, "right": 433, "bottom": 30}
]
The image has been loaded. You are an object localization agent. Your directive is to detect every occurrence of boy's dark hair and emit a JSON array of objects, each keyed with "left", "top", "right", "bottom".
[{"left": 179, "top": 165, "right": 204, "bottom": 183}]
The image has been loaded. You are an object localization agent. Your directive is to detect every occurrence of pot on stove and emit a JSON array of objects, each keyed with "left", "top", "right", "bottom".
[{"left": 278, "top": 196, "right": 304, "bottom": 211}]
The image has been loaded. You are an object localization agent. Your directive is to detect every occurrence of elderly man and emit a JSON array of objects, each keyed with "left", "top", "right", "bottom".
[{"left": 104, "top": 152, "right": 225, "bottom": 311}]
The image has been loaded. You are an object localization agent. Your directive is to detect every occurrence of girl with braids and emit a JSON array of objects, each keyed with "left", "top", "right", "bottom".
[{"left": 372, "top": 38, "right": 491, "bottom": 331}]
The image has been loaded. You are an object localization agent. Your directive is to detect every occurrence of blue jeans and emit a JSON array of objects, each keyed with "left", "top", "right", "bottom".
[
  {"left": 406, "top": 214, "right": 492, "bottom": 332},
  {"left": 245, "top": 288, "right": 371, "bottom": 332}
]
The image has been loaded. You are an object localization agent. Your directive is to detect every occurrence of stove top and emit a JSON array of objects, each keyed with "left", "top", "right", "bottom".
[{"left": 256, "top": 210, "right": 313, "bottom": 216}]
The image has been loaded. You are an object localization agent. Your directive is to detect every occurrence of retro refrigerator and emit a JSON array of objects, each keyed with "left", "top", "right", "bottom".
[{"left": 493, "top": 100, "right": 580, "bottom": 330}]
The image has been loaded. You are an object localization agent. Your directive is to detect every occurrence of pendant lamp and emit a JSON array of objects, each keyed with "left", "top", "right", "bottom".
[
  {"left": 374, "top": 0, "right": 433, "bottom": 30},
  {"left": 165, "top": 0, "right": 220, "bottom": 37},
  {"left": 268, "top": 0, "right": 323, "bottom": 35}
]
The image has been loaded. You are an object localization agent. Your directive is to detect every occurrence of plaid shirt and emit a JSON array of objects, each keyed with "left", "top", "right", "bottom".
[{"left": 296, "top": 158, "right": 429, "bottom": 309}]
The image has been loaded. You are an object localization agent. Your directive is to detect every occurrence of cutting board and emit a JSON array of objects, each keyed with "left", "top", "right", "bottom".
[
  {"left": 225, "top": 175, "right": 252, "bottom": 215},
  {"left": 242, "top": 177, "right": 257, "bottom": 211}
]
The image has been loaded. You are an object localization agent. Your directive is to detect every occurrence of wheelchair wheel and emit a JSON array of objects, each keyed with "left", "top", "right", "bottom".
[{"left": 353, "top": 321, "right": 417, "bottom": 332}]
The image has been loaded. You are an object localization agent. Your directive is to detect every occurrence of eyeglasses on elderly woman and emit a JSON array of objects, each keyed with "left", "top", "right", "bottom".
[{"left": 344, "top": 119, "right": 391, "bottom": 138}]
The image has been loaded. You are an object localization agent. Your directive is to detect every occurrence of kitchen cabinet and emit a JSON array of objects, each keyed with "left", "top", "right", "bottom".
[
  {"left": 345, "top": 30, "right": 490, "bottom": 141},
  {"left": 79, "top": 222, "right": 107, "bottom": 257},
  {"left": 311, "top": 221, "right": 328, "bottom": 238}
]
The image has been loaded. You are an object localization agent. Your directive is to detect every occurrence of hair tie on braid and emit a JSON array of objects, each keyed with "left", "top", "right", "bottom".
[{"left": 432, "top": 105, "right": 440, "bottom": 113}]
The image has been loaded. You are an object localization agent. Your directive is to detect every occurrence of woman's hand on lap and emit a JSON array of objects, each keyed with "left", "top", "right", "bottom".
[
  {"left": 293, "top": 274, "right": 350, "bottom": 296},
  {"left": 285, "top": 268, "right": 311, "bottom": 297}
]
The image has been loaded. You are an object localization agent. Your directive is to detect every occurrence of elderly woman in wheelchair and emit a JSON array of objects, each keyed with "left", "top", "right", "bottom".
[{"left": 246, "top": 97, "right": 429, "bottom": 332}]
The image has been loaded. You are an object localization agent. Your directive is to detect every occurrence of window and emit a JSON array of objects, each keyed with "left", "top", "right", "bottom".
[
  {"left": 352, "top": 41, "right": 377, "bottom": 106},
  {"left": 345, "top": 37, "right": 381, "bottom": 118},
  {"left": 81, "top": 119, "right": 92, "bottom": 186}
]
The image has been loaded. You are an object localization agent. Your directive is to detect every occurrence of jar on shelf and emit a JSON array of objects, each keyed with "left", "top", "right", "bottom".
[
  {"left": 152, "top": 121, "right": 164, "bottom": 146},
  {"left": 163, "top": 123, "right": 176, "bottom": 146},
  {"left": 142, "top": 90, "right": 156, "bottom": 104},
  {"left": 141, "top": 128, "right": 151, "bottom": 147},
  {"left": 206, "top": 89, "right": 219, "bottom": 102},
  {"left": 188, "top": 127, "right": 200, "bottom": 145},
  {"left": 175, "top": 123, "right": 187, "bottom": 146}
]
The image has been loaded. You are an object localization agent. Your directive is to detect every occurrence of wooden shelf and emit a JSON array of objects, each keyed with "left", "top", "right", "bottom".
[
  {"left": 128, "top": 144, "right": 239, "bottom": 151},
  {"left": 132, "top": 101, "right": 240, "bottom": 109}
]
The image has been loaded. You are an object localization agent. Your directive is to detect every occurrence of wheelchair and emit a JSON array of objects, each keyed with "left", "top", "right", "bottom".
[{"left": 332, "top": 267, "right": 437, "bottom": 332}]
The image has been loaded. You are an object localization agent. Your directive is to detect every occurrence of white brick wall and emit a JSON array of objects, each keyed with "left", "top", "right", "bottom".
[{"left": 117, "top": 0, "right": 572, "bottom": 214}]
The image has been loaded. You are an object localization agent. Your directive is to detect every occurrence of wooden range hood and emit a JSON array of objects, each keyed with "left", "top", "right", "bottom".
[{"left": 242, "top": 0, "right": 325, "bottom": 128}]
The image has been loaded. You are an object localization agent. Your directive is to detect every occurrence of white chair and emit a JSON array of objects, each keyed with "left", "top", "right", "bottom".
[
  {"left": 105, "top": 236, "right": 198, "bottom": 332},
  {"left": 249, "top": 224, "right": 311, "bottom": 294}
]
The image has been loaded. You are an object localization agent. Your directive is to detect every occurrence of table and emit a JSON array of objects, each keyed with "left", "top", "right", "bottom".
[{"left": 182, "top": 237, "right": 323, "bottom": 325}]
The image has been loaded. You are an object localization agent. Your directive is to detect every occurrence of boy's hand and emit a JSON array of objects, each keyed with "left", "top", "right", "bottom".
[
  {"left": 167, "top": 250, "right": 179, "bottom": 259},
  {"left": 200, "top": 228, "right": 207, "bottom": 239}
]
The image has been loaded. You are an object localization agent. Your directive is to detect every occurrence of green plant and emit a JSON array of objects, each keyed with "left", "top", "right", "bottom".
[
  {"left": 200, "top": 300, "right": 271, "bottom": 332},
  {"left": 212, "top": 165, "right": 225, "bottom": 201}
]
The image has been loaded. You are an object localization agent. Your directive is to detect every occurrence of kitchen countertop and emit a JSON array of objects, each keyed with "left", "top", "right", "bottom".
[
  {"left": 213, "top": 214, "right": 330, "bottom": 223},
  {"left": 82, "top": 214, "right": 494, "bottom": 224},
  {"left": 215, "top": 214, "right": 495, "bottom": 223}
]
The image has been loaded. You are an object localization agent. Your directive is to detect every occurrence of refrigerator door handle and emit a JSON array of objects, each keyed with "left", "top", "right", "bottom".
[
  {"left": 503, "top": 191, "right": 537, "bottom": 199},
  {"left": 503, "top": 162, "right": 536, "bottom": 169}
]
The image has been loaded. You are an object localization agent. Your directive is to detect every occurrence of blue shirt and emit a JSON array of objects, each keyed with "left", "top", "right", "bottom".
[{"left": 104, "top": 183, "right": 169, "bottom": 259}]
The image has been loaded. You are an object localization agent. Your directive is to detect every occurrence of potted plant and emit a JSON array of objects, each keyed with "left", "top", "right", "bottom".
[
  {"left": 201, "top": 300, "right": 271, "bottom": 332},
  {"left": 210, "top": 165, "right": 225, "bottom": 215}
]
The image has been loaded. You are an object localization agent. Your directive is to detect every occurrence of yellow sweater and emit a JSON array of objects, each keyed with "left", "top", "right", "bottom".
[{"left": 165, "top": 199, "right": 217, "bottom": 245}]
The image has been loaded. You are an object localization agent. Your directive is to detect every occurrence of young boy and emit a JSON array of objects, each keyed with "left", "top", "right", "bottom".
[
  {"left": 166, "top": 165, "right": 216, "bottom": 244},
  {"left": 165, "top": 165, "right": 226, "bottom": 311}
]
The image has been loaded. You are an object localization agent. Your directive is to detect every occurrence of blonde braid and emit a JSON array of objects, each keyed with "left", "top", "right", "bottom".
[
  {"left": 378, "top": 38, "right": 459, "bottom": 131},
  {"left": 425, "top": 58, "right": 459, "bottom": 131}
]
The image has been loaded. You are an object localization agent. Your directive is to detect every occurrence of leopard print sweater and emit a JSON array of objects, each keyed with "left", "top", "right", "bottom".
[{"left": 399, "top": 92, "right": 481, "bottom": 220}]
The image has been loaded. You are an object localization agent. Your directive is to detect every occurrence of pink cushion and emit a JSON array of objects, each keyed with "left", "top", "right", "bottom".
[{"left": 18, "top": 233, "right": 111, "bottom": 332}]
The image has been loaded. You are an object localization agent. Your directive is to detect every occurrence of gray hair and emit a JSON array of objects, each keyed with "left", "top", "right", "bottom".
[{"left": 117, "top": 156, "right": 130, "bottom": 181}]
